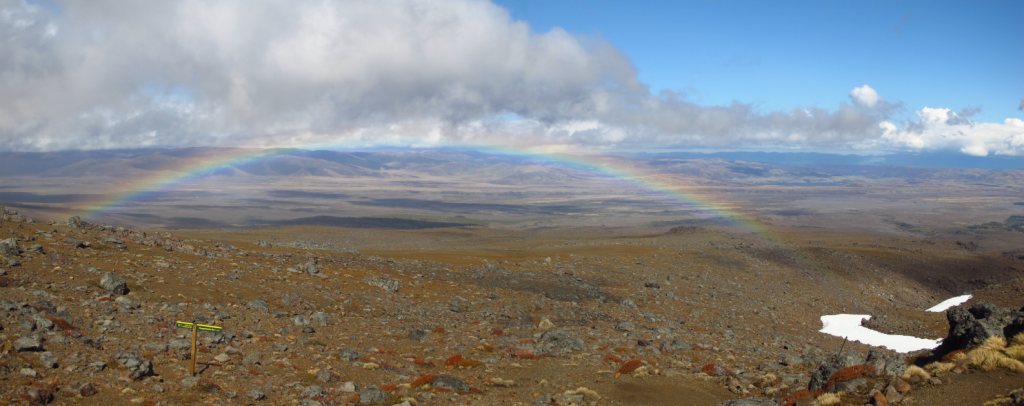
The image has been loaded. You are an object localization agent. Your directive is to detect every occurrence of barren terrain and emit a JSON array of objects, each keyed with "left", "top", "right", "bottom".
[{"left": 1, "top": 149, "right": 1022, "bottom": 405}]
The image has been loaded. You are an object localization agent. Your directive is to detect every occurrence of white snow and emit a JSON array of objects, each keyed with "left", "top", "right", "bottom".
[
  {"left": 926, "top": 294, "right": 972, "bottom": 312},
  {"left": 819, "top": 314, "right": 943, "bottom": 353}
]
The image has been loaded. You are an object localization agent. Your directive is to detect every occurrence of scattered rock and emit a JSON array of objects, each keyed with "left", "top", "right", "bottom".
[
  {"left": 78, "top": 382, "right": 98, "bottom": 397},
  {"left": 304, "top": 258, "right": 319, "bottom": 275},
  {"left": 365, "top": 276, "right": 400, "bottom": 293},
  {"left": 67, "top": 216, "right": 85, "bottom": 229},
  {"left": 249, "top": 389, "right": 266, "bottom": 401},
  {"left": 615, "top": 321, "right": 635, "bottom": 332},
  {"left": 315, "top": 368, "right": 335, "bottom": 383},
  {"left": 243, "top": 352, "right": 263, "bottom": 366},
  {"left": 246, "top": 299, "right": 270, "bottom": 312},
  {"left": 449, "top": 296, "right": 468, "bottom": 313},
  {"left": 311, "top": 311, "right": 329, "bottom": 326},
  {"left": 358, "top": 386, "right": 387, "bottom": 404},
  {"left": 100, "top": 272, "right": 129, "bottom": 296},
  {"left": 431, "top": 374, "right": 470, "bottom": 392},
  {"left": 536, "top": 329, "right": 584, "bottom": 356},
  {"left": 0, "top": 238, "right": 20, "bottom": 257},
  {"left": 408, "top": 328, "right": 427, "bottom": 341},
  {"left": 39, "top": 352, "right": 58, "bottom": 368},
  {"left": 22, "top": 386, "right": 53, "bottom": 404},
  {"left": 14, "top": 336, "right": 43, "bottom": 352},
  {"left": 340, "top": 348, "right": 361, "bottom": 362},
  {"left": 808, "top": 354, "right": 860, "bottom": 390},
  {"left": 181, "top": 376, "right": 200, "bottom": 388},
  {"left": 115, "top": 352, "right": 154, "bottom": 380}
]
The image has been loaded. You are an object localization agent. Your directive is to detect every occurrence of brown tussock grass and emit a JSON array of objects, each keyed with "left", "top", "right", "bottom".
[
  {"left": 962, "top": 335, "right": 1024, "bottom": 373},
  {"left": 812, "top": 392, "right": 842, "bottom": 406},
  {"left": 902, "top": 365, "right": 930, "bottom": 383},
  {"left": 924, "top": 361, "right": 956, "bottom": 375}
]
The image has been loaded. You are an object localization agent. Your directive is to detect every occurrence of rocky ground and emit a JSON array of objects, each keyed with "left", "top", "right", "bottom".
[{"left": 1, "top": 206, "right": 1023, "bottom": 405}]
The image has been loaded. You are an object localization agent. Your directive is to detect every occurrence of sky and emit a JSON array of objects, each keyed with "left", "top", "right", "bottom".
[{"left": 1, "top": 0, "right": 1022, "bottom": 156}]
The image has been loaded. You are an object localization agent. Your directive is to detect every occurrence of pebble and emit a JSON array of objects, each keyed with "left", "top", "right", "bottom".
[{"left": 14, "top": 336, "right": 43, "bottom": 352}]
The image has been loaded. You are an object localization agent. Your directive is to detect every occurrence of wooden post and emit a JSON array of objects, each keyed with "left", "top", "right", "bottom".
[{"left": 190, "top": 324, "right": 198, "bottom": 376}]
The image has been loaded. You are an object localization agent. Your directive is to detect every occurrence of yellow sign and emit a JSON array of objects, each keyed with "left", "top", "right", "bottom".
[
  {"left": 175, "top": 321, "right": 224, "bottom": 376},
  {"left": 175, "top": 321, "right": 223, "bottom": 332}
]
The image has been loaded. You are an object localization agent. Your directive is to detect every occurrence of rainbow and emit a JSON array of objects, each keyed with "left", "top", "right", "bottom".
[{"left": 77, "top": 144, "right": 766, "bottom": 233}]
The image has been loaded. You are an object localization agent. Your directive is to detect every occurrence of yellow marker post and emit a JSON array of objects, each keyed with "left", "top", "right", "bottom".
[{"left": 175, "top": 321, "right": 223, "bottom": 376}]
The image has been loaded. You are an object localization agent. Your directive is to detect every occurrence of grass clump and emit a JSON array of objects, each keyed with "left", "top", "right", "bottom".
[
  {"left": 901, "top": 365, "right": 930, "bottom": 383},
  {"left": 959, "top": 335, "right": 1024, "bottom": 373},
  {"left": 812, "top": 392, "right": 842, "bottom": 406}
]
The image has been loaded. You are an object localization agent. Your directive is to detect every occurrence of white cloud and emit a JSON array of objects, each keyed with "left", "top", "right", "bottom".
[
  {"left": 849, "top": 84, "right": 879, "bottom": 108},
  {"left": 879, "top": 108, "right": 1024, "bottom": 156},
  {"left": 0, "top": 0, "right": 1017, "bottom": 156}
]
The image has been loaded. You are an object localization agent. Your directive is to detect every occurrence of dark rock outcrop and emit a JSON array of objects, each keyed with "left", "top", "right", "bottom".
[{"left": 936, "top": 302, "right": 1024, "bottom": 354}]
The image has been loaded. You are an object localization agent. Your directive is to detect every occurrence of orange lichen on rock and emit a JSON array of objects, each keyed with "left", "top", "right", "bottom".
[
  {"left": 700, "top": 363, "right": 734, "bottom": 377},
  {"left": 615, "top": 359, "right": 644, "bottom": 377},
  {"left": 509, "top": 348, "right": 538, "bottom": 359},
  {"left": 825, "top": 364, "right": 874, "bottom": 386},
  {"left": 413, "top": 356, "right": 434, "bottom": 367},
  {"left": 782, "top": 389, "right": 822, "bottom": 406},
  {"left": 444, "top": 354, "right": 482, "bottom": 368},
  {"left": 603, "top": 353, "right": 623, "bottom": 363},
  {"left": 411, "top": 374, "right": 436, "bottom": 388}
]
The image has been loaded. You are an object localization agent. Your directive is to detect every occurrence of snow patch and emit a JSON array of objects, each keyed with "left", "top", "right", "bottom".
[
  {"left": 819, "top": 314, "right": 942, "bottom": 353},
  {"left": 925, "top": 294, "right": 972, "bottom": 312},
  {"left": 817, "top": 295, "right": 970, "bottom": 353}
]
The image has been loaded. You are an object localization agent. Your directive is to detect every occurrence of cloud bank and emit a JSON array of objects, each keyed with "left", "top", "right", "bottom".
[{"left": 1, "top": 0, "right": 1021, "bottom": 155}]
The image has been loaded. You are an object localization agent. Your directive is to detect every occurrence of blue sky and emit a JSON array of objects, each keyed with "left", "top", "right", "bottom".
[{"left": 498, "top": 0, "right": 1024, "bottom": 122}]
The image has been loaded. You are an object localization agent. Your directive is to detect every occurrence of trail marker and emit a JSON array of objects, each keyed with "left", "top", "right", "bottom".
[{"left": 175, "top": 321, "right": 223, "bottom": 376}]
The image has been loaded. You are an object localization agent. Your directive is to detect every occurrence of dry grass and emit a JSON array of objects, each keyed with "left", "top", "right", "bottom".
[
  {"left": 961, "top": 335, "right": 1024, "bottom": 373},
  {"left": 902, "top": 365, "right": 931, "bottom": 383},
  {"left": 1006, "top": 333, "right": 1024, "bottom": 361},
  {"left": 1012, "top": 333, "right": 1024, "bottom": 346},
  {"left": 924, "top": 361, "right": 956, "bottom": 375},
  {"left": 812, "top": 392, "right": 842, "bottom": 406}
]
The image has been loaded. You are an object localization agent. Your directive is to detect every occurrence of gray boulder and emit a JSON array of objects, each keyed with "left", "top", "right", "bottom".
[
  {"left": 116, "top": 352, "right": 154, "bottom": 380},
  {"left": 938, "top": 302, "right": 1024, "bottom": 353},
  {"left": 0, "top": 238, "right": 20, "bottom": 257},
  {"left": 67, "top": 216, "right": 85, "bottom": 229},
  {"left": 431, "top": 374, "right": 470, "bottom": 392},
  {"left": 100, "top": 272, "right": 129, "bottom": 295},
  {"left": 365, "top": 276, "right": 399, "bottom": 293},
  {"left": 14, "top": 336, "right": 43, "bottom": 352},
  {"left": 358, "top": 386, "right": 387, "bottom": 404},
  {"left": 808, "top": 353, "right": 860, "bottom": 390},
  {"left": 304, "top": 258, "right": 319, "bottom": 275},
  {"left": 246, "top": 299, "right": 270, "bottom": 312},
  {"left": 536, "top": 329, "right": 584, "bottom": 356}
]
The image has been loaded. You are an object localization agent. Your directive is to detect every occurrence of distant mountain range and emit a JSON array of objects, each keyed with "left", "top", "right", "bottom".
[{"left": 0, "top": 148, "right": 1021, "bottom": 183}]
